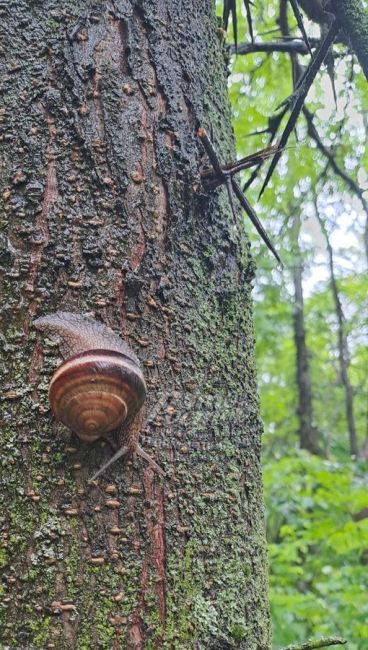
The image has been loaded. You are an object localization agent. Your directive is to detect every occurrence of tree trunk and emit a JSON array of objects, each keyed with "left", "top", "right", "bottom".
[
  {"left": 317, "top": 216, "right": 359, "bottom": 457},
  {"left": 290, "top": 213, "right": 319, "bottom": 455},
  {"left": 332, "top": 0, "right": 368, "bottom": 79},
  {"left": 0, "top": 1, "right": 270, "bottom": 648}
]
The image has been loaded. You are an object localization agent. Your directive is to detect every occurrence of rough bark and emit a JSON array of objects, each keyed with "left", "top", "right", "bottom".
[
  {"left": 317, "top": 216, "right": 359, "bottom": 457},
  {"left": 0, "top": 1, "right": 270, "bottom": 649},
  {"left": 331, "top": 0, "right": 368, "bottom": 79},
  {"left": 290, "top": 213, "right": 320, "bottom": 455}
]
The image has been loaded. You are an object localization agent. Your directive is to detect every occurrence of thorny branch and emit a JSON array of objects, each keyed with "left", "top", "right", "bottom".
[
  {"left": 232, "top": 0, "right": 341, "bottom": 198},
  {"left": 259, "top": 17, "right": 341, "bottom": 198},
  {"left": 219, "top": 0, "right": 365, "bottom": 263},
  {"left": 201, "top": 144, "right": 280, "bottom": 191},
  {"left": 198, "top": 127, "right": 283, "bottom": 266}
]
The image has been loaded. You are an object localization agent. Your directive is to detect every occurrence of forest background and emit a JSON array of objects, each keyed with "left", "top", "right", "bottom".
[{"left": 220, "top": 1, "right": 368, "bottom": 648}]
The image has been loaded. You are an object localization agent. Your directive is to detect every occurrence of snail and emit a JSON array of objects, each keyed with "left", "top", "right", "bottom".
[{"left": 33, "top": 312, "right": 164, "bottom": 481}]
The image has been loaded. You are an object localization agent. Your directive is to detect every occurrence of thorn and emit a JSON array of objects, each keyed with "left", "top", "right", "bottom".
[
  {"left": 88, "top": 444, "right": 165, "bottom": 483},
  {"left": 231, "top": 178, "right": 283, "bottom": 266},
  {"left": 225, "top": 175, "right": 238, "bottom": 222},
  {"left": 288, "top": 0, "right": 313, "bottom": 56},
  {"left": 243, "top": 0, "right": 254, "bottom": 44},
  {"left": 198, "top": 127, "right": 224, "bottom": 179}
]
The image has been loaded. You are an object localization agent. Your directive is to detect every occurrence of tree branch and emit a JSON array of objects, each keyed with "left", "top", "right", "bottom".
[
  {"left": 230, "top": 38, "right": 320, "bottom": 56},
  {"left": 259, "top": 18, "right": 341, "bottom": 198},
  {"left": 280, "top": 636, "right": 347, "bottom": 650},
  {"left": 302, "top": 106, "right": 368, "bottom": 219}
]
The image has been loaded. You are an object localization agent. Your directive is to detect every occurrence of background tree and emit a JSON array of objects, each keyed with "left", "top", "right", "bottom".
[
  {"left": 290, "top": 210, "right": 319, "bottom": 455},
  {"left": 316, "top": 206, "right": 359, "bottom": 457}
]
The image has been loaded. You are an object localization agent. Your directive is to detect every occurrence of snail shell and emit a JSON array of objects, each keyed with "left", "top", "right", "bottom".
[
  {"left": 49, "top": 349, "right": 146, "bottom": 443},
  {"left": 34, "top": 312, "right": 164, "bottom": 479},
  {"left": 34, "top": 312, "right": 146, "bottom": 442}
]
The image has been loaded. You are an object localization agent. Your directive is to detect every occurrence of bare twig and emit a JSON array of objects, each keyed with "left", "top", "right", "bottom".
[
  {"left": 303, "top": 106, "right": 368, "bottom": 217},
  {"left": 280, "top": 637, "right": 346, "bottom": 650},
  {"left": 230, "top": 38, "right": 320, "bottom": 56}
]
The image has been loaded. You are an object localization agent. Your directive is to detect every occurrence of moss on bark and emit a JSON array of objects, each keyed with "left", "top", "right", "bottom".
[{"left": 332, "top": 0, "right": 368, "bottom": 79}]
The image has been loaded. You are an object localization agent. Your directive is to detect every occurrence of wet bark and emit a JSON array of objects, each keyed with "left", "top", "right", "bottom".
[
  {"left": 290, "top": 213, "right": 319, "bottom": 455},
  {"left": 317, "top": 217, "right": 359, "bottom": 457},
  {"left": 0, "top": 1, "right": 270, "bottom": 649}
]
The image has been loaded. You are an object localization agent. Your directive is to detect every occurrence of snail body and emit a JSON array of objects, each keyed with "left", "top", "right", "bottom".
[
  {"left": 34, "top": 312, "right": 163, "bottom": 478},
  {"left": 33, "top": 311, "right": 139, "bottom": 361}
]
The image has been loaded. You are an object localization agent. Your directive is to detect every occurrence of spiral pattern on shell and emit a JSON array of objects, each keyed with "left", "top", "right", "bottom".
[{"left": 49, "top": 349, "right": 146, "bottom": 442}]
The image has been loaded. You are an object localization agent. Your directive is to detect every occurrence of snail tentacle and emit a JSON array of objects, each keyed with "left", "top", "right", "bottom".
[
  {"left": 89, "top": 444, "right": 165, "bottom": 483},
  {"left": 135, "top": 445, "right": 165, "bottom": 477},
  {"left": 89, "top": 445, "right": 130, "bottom": 483}
]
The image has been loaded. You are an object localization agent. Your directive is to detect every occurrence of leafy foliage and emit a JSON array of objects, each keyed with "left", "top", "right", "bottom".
[
  {"left": 221, "top": 1, "right": 368, "bottom": 647},
  {"left": 265, "top": 452, "right": 368, "bottom": 649}
]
